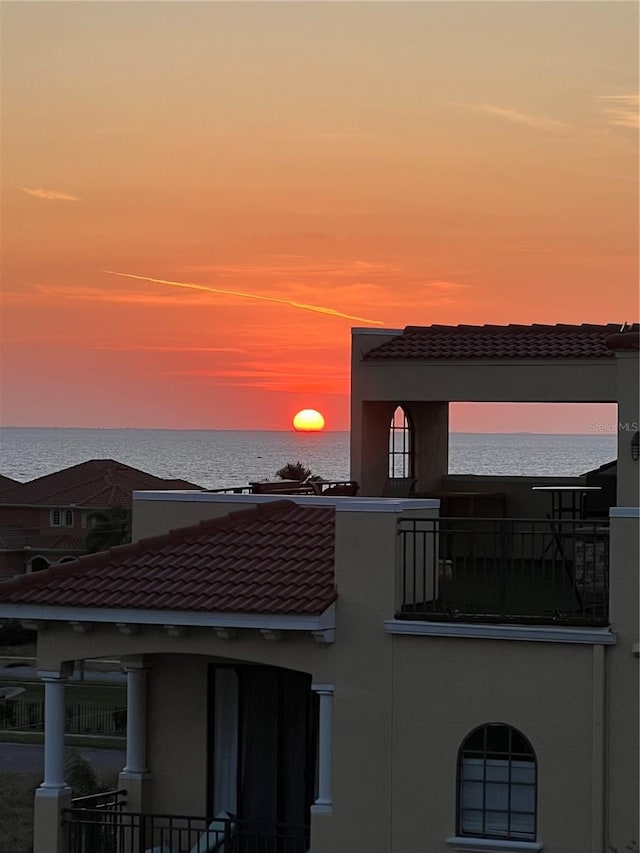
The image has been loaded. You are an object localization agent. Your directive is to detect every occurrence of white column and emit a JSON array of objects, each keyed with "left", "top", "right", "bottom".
[
  {"left": 311, "top": 684, "right": 334, "bottom": 814},
  {"left": 40, "top": 675, "right": 68, "bottom": 790},
  {"left": 124, "top": 664, "right": 148, "bottom": 774}
]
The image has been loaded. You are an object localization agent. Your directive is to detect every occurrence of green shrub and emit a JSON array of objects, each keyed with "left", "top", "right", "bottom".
[
  {"left": 0, "top": 620, "right": 36, "bottom": 647},
  {"left": 64, "top": 749, "right": 99, "bottom": 797}
]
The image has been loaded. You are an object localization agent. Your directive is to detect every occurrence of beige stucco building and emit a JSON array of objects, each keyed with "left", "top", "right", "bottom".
[{"left": 0, "top": 322, "right": 637, "bottom": 853}]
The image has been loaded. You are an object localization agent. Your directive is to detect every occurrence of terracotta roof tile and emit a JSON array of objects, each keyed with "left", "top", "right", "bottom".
[
  {"left": 364, "top": 323, "right": 639, "bottom": 360},
  {"left": 0, "top": 459, "right": 202, "bottom": 507},
  {"left": 0, "top": 500, "right": 336, "bottom": 616}
]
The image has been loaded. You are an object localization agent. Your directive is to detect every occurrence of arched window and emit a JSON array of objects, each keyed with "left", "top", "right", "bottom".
[
  {"left": 458, "top": 723, "right": 536, "bottom": 841},
  {"left": 50, "top": 509, "right": 62, "bottom": 527},
  {"left": 64, "top": 510, "right": 74, "bottom": 527},
  {"left": 29, "top": 556, "right": 50, "bottom": 573},
  {"left": 388, "top": 406, "right": 414, "bottom": 479}
]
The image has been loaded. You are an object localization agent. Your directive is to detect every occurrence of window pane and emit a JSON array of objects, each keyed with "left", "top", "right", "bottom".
[
  {"left": 510, "top": 812, "right": 535, "bottom": 838},
  {"left": 461, "top": 759, "right": 484, "bottom": 780},
  {"left": 485, "top": 725, "right": 509, "bottom": 753},
  {"left": 461, "top": 781, "right": 483, "bottom": 809},
  {"left": 486, "top": 759, "right": 509, "bottom": 781},
  {"left": 511, "top": 784, "right": 535, "bottom": 812},
  {"left": 511, "top": 760, "right": 535, "bottom": 783},
  {"left": 486, "top": 782, "right": 508, "bottom": 810},
  {"left": 485, "top": 811, "right": 509, "bottom": 835},
  {"left": 460, "top": 810, "right": 484, "bottom": 834}
]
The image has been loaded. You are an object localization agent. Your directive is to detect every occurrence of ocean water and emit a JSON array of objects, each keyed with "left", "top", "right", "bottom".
[{"left": 0, "top": 428, "right": 617, "bottom": 489}]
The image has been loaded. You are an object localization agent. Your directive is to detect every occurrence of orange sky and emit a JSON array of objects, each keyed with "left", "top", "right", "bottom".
[{"left": 1, "top": 1, "right": 638, "bottom": 431}]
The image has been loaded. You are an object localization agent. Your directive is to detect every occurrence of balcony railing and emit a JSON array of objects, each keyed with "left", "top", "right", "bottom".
[
  {"left": 397, "top": 517, "right": 609, "bottom": 626},
  {"left": 62, "top": 803, "right": 310, "bottom": 853}
]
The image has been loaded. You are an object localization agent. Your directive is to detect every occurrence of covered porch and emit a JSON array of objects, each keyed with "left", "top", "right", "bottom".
[{"left": 34, "top": 653, "right": 335, "bottom": 853}]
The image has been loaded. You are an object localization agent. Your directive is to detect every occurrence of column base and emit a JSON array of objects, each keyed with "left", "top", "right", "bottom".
[
  {"left": 119, "top": 770, "right": 152, "bottom": 813},
  {"left": 33, "top": 786, "right": 72, "bottom": 853}
]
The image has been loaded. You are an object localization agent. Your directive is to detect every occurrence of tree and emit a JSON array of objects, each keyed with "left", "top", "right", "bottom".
[
  {"left": 274, "top": 461, "right": 321, "bottom": 482},
  {"left": 85, "top": 506, "right": 131, "bottom": 554}
]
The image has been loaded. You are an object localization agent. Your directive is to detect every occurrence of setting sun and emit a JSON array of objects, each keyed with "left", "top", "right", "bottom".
[{"left": 293, "top": 409, "right": 326, "bottom": 432}]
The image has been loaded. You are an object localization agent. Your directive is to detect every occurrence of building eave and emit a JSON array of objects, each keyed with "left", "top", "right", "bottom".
[{"left": 0, "top": 601, "right": 336, "bottom": 635}]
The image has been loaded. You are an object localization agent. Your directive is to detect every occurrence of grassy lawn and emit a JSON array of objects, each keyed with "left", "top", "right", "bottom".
[
  {"left": 0, "top": 771, "right": 41, "bottom": 853},
  {"left": 0, "top": 768, "right": 120, "bottom": 853}
]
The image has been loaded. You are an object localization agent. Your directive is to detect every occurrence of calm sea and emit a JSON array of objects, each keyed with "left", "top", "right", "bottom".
[{"left": 0, "top": 428, "right": 617, "bottom": 489}]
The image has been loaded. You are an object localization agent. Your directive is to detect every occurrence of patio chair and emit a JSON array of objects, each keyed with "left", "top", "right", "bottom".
[
  {"left": 145, "top": 811, "right": 235, "bottom": 853},
  {"left": 382, "top": 477, "right": 416, "bottom": 498}
]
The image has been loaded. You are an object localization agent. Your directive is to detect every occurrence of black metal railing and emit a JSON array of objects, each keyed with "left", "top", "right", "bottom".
[
  {"left": 63, "top": 806, "right": 310, "bottom": 853},
  {"left": 397, "top": 517, "right": 609, "bottom": 625},
  {"left": 66, "top": 790, "right": 127, "bottom": 853}
]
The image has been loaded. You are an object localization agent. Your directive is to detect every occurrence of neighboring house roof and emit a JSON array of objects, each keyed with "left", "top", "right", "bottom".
[
  {"left": 582, "top": 459, "right": 617, "bottom": 477},
  {"left": 0, "top": 500, "right": 337, "bottom": 616},
  {"left": 0, "top": 459, "right": 202, "bottom": 508},
  {"left": 364, "top": 323, "right": 640, "bottom": 361},
  {"left": 0, "top": 474, "right": 20, "bottom": 493}
]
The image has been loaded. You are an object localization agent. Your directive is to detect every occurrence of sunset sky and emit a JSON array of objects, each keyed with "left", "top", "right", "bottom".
[{"left": 1, "top": 1, "right": 638, "bottom": 432}]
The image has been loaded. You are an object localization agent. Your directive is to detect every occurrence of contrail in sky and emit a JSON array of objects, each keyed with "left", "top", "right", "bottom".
[{"left": 103, "top": 270, "right": 385, "bottom": 325}]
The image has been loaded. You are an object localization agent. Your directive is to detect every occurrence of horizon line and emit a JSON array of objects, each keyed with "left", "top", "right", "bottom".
[{"left": 0, "top": 425, "right": 620, "bottom": 437}]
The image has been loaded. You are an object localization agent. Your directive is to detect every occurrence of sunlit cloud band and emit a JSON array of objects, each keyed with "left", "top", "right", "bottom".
[{"left": 22, "top": 187, "right": 81, "bottom": 201}]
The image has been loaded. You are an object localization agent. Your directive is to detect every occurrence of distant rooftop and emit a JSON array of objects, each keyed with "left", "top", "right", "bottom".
[
  {"left": 364, "top": 323, "right": 640, "bottom": 361},
  {"left": 0, "top": 500, "right": 337, "bottom": 616},
  {"left": 0, "top": 459, "right": 202, "bottom": 508},
  {"left": 0, "top": 474, "right": 20, "bottom": 494}
]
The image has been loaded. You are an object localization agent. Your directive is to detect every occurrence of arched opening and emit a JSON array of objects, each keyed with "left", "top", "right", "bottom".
[{"left": 388, "top": 405, "right": 414, "bottom": 479}]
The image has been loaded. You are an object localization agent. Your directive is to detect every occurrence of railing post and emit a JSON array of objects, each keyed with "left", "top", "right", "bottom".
[{"left": 311, "top": 684, "right": 334, "bottom": 815}]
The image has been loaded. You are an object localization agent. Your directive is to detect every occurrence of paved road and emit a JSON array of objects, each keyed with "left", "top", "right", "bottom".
[{"left": 0, "top": 742, "right": 126, "bottom": 773}]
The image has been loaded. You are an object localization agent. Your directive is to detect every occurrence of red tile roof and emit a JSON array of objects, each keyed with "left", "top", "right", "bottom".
[
  {"left": 364, "top": 323, "right": 640, "bottom": 361},
  {"left": 0, "top": 459, "right": 202, "bottom": 508},
  {"left": 0, "top": 501, "right": 337, "bottom": 616}
]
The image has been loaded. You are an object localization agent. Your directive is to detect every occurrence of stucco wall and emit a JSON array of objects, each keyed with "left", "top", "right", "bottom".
[
  {"left": 390, "top": 636, "right": 596, "bottom": 853},
  {"left": 606, "top": 515, "right": 640, "bottom": 849}
]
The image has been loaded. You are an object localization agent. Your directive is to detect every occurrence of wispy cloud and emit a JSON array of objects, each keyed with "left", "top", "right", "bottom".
[
  {"left": 181, "top": 259, "right": 401, "bottom": 279},
  {"left": 599, "top": 94, "right": 639, "bottom": 129},
  {"left": 88, "top": 344, "right": 245, "bottom": 353},
  {"left": 21, "top": 187, "right": 81, "bottom": 201},
  {"left": 454, "top": 102, "right": 570, "bottom": 133},
  {"left": 421, "top": 280, "right": 475, "bottom": 291},
  {"left": 103, "top": 270, "right": 385, "bottom": 326}
]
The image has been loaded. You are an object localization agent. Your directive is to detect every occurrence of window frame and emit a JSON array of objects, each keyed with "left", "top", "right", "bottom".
[
  {"left": 456, "top": 723, "right": 537, "bottom": 844},
  {"left": 388, "top": 405, "right": 414, "bottom": 479}
]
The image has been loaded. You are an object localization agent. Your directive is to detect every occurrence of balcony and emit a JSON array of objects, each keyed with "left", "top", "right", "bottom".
[
  {"left": 397, "top": 517, "right": 609, "bottom": 626},
  {"left": 63, "top": 792, "right": 310, "bottom": 853}
]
